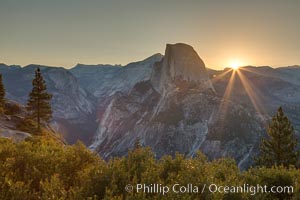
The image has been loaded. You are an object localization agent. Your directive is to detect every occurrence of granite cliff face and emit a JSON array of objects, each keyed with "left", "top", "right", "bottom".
[
  {"left": 1, "top": 43, "right": 300, "bottom": 169},
  {"left": 151, "top": 43, "right": 213, "bottom": 94},
  {"left": 89, "top": 44, "right": 264, "bottom": 169}
]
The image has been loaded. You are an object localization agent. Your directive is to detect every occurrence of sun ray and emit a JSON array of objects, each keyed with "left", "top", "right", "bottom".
[
  {"left": 236, "top": 69, "right": 267, "bottom": 118},
  {"left": 211, "top": 69, "right": 232, "bottom": 84},
  {"left": 217, "top": 69, "right": 237, "bottom": 120},
  {"left": 239, "top": 67, "right": 267, "bottom": 77},
  {"left": 201, "top": 69, "right": 233, "bottom": 93},
  {"left": 214, "top": 66, "right": 268, "bottom": 127}
]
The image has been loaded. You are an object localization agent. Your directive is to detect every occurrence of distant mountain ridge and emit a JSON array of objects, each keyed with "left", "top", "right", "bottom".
[
  {"left": 0, "top": 63, "right": 97, "bottom": 144},
  {"left": 70, "top": 53, "right": 163, "bottom": 98},
  {"left": 1, "top": 43, "right": 300, "bottom": 169}
]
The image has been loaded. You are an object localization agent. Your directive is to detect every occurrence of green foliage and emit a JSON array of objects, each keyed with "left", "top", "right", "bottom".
[
  {"left": 1, "top": 137, "right": 299, "bottom": 199},
  {"left": 244, "top": 166, "right": 300, "bottom": 200},
  {"left": 0, "top": 137, "right": 100, "bottom": 199},
  {"left": 27, "top": 67, "right": 52, "bottom": 131},
  {"left": 256, "top": 106, "right": 299, "bottom": 168},
  {"left": 17, "top": 117, "right": 39, "bottom": 135},
  {"left": 4, "top": 102, "right": 21, "bottom": 115}
]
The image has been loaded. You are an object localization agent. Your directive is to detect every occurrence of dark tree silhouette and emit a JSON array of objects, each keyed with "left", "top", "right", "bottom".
[
  {"left": 27, "top": 68, "right": 52, "bottom": 131},
  {"left": 0, "top": 74, "right": 5, "bottom": 112},
  {"left": 256, "top": 107, "right": 299, "bottom": 168}
]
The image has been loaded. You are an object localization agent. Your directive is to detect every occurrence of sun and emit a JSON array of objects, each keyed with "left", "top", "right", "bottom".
[{"left": 229, "top": 60, "right": 241, "bottom": 70}]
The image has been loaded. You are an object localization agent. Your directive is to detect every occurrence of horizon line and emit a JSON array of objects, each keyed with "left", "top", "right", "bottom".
[{"left": 1, "top": 61, "right": 300, "bottom": 71}]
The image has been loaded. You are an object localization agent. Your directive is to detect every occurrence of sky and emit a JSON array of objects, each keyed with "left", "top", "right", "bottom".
[{"left": 0, "top": 0, "right": 299, "bottom": 69}]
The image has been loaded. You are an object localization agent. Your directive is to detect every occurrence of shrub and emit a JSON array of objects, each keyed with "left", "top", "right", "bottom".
[
  {"left": 4, "top": 102, "right": 22, "bottom": 115},
  {"left": 17, "top": 117, "right": 38, "bottom": 135},
  {"left": 0, "top": 137, "right": 299, "bottom": 199}
]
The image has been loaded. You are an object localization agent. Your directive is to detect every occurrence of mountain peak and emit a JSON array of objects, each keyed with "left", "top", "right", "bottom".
[
  {"left": 164, "top": 43, "right": 208, "bottom": 82},
  {"left": 151, "top": 43, "right": 212, "bottom": 93},
  {"left": 142, "top": 53, "right": 163, "bottom": 62}
]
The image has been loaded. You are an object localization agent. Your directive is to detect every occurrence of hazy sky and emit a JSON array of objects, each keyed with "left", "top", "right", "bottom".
[{"left": 0, "top": 0, "right": 299, "bottom": 69}]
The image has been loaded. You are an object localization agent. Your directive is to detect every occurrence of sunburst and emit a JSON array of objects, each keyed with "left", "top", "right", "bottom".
[{"left": 216, "top": 66, "right": 266, "bottom": 121}]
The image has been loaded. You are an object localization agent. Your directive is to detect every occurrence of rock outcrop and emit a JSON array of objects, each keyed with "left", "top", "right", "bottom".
[
  {"left": 89, "top": 43, "right": 261, "bottom": 170},
  {"left": 151, "top": 43, "right": 213, "bottom": 94}
]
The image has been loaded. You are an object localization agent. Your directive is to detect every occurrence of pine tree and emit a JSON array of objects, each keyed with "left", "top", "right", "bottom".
[
  {"left": 134, "top": 138, "right": 142, "bottom": 149},
  {"left": 256, "top": 106, "right": 299, "bottom": 168},
  {"left": 27, "top": 68, "right": 52, "bottom": 131},
  {"left": 0, "top": 74, "right": 5, "bottom": 112}
]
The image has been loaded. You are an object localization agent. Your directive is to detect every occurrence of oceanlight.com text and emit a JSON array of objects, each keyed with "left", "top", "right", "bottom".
[{"left": 125, "top": 183, "right": 294, "bottom": 196}]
